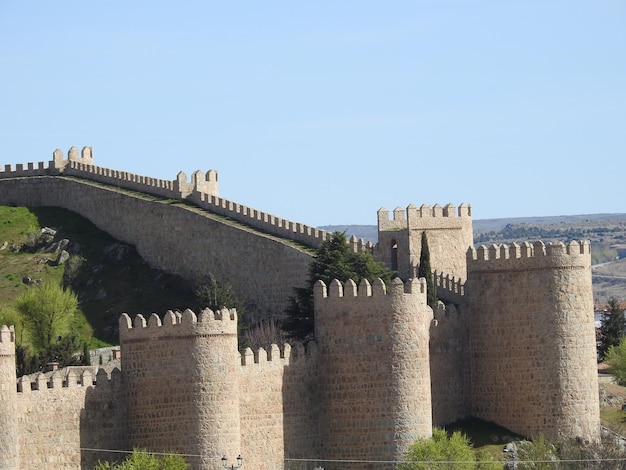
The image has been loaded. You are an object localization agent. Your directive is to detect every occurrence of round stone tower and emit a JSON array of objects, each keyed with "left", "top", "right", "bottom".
[
  {"left": 0, "top": 325, "right": 19, "bottom": 470},
  {"left": 314, "top": 277, "right": 433, "bottom": 469},
  {"left": 120, "top": 308, "right": 241, "bottom": 470},
  {"left": 467, "top": 241, "right": 600, "bottom": 442}
]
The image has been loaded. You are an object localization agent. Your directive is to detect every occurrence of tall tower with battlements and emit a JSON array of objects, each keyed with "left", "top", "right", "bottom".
[
  {"left": 0, "top": 325, "right": 19, "bottom": 470},
  {"left": 119, "top": 308, "right": 242, "bottom": 470},
  {"left": 467, "top": 241, "right": 600, "bottom": 442},
  {"left": 314, "top": 277, "right": 434, "bottom": 469},
  {"left": 377, "top": 203, "right": 473, "bottom": 281}
]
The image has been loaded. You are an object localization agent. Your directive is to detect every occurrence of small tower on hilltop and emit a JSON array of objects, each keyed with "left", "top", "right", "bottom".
[{"left": 0, "top": 325, "right": 19, "bottom": 470}]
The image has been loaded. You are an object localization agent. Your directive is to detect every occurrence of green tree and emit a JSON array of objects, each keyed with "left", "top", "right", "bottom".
[
  {"left": 14, "top": 282, "right": 78, "bottom": 351},
  {"left": 281, "top": 231, "right": 394, "bottom": 342},
  {"left": 599, "top": 298, "right": 626, "bottom": 359},
  {"left": 417, "top": 231, "right": 437, "bottom": 309},
  {"left": 604, "top": 336, "right": 626, "bottom": 386},
  {"left": 194, "top": 273, "right": 244, "bottom": 314},
  {"left": 94, "top": 449, "right": 188, "bottom": 470},
  {"left": 399, "top": 428, "right": 476, "bottom": 470}
]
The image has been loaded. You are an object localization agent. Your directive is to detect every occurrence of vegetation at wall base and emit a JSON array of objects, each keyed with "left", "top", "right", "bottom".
[
  {"left": 280, "top": 231, "right": 394, "bottom": 342},
  {"left": 93, "top": 449, "right": 188, "bottom": 470}
]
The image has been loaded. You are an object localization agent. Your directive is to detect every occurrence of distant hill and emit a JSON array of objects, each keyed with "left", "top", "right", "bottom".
[{"left": 322, "top": 213, "right": 626, "bottom": 243}]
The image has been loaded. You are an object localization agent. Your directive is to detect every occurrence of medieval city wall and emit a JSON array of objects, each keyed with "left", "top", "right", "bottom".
[
  {"left": 15, "top": 369, "right": 124, "bottom": 470},
  {"left": 0, "top": 323, "right": 124, "bottom": 470},
  {"left": 466, "top": 241, "right": 600, "bottom": 442},
  {"left": 239, "top": 342, "right": 320, "bottom": 470},
  {"left": 0, "top": 175, "right": 310, "bottom": 321},
  {"left": 313, "top": 277, "right": 433, "bottom": 470},
  {"left": 429, "top": 302, "right": 471, "bottom": 427},
  {"left": 0, "top": 148, "right": 373, "bottom": 252}
]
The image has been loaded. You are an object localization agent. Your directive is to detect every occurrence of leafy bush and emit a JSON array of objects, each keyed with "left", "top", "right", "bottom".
[
  {"left": 515, "top": 435, "right": 558, "bottom": 469},
  {"left": 400, "top": 428, "right": 477, "bottom": 470},
  {"left": 94, "top": 449, "right": 188, "bottom": 470},
  {"left": 604, "top": 336, "right": 626, "bottom": 386}
]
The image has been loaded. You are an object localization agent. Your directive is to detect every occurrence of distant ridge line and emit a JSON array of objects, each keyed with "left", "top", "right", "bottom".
[{"left": 322, "top": 213, "right": 626, "bottom": 243}]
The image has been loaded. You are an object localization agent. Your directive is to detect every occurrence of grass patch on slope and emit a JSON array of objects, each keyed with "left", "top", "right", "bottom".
[{"left": 0, "top": 206, "right": 199, "bottom": 346}]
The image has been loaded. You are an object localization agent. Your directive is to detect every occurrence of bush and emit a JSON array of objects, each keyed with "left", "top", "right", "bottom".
[
  {"left": 604, "top": 336, "right": 626, "bottom": 386},
  {"left": 400, "top": 428, "right": 477, "bottom": 470},
  {"left": 94, "top": 449, "right": 188, "bottom": 470}
]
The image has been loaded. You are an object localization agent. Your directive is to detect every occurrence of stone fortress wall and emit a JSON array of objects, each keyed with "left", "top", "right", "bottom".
[{"left": 0, "top": 147, "right": 601, "bottom": 469}]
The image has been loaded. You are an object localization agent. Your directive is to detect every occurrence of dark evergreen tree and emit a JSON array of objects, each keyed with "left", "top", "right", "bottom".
[
  {"left": 600, "top": 298, "right": 626, "bottom": 359},
  {"left": 281, "top": 232, "right": 394, "bottom": 342},
  {"left": 417, "top": 231, "right": 437, "bottom": 309}
]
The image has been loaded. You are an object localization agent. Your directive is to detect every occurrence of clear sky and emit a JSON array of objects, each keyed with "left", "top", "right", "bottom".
[{"left": 1, "top": 1, "right": 624, "bottom": 227}]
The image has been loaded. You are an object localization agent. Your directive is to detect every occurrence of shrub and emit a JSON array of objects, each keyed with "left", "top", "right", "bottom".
[{"left": 400, "top": 428, "right": 477, "bottom": 470}]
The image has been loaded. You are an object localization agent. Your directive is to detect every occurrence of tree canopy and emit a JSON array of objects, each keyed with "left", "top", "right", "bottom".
[
  {"left": 281, "top": 231, "right": 394, "bottom": 342},
  {"left": 14, "top": 281, "right": 78, "bottom": 351},
  {"left": 599, "top": 298, "right": 626, "bottom": 360},
  {"left": 417, "top": 231, "right": 437, "bottom": 309}
]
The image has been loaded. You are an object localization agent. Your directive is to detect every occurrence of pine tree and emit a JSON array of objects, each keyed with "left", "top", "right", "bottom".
[
  {"left": 600, "top": 298, "right": 626, "bottom": 359},
  {"left": 417, "top": 231, "right": 437, "bottom": 309},
  {"left": 281, "top": 232, "right": 394, "bottom": 342}
]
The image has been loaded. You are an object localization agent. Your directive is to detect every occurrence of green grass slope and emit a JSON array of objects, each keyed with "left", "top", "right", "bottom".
[{"left": 0, "top": 206, "right": 198, "bottom": 345}]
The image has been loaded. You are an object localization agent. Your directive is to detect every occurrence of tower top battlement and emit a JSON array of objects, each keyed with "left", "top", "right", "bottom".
[{"left": 119, "top": 308, "right": 238, "bottom": 340}]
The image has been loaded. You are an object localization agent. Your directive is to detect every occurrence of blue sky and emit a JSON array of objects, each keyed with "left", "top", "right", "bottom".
[{"left": 1, "top": 1, "right": 624, "bottom": 226}]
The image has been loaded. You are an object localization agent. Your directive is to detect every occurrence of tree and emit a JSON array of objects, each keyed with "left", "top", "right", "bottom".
[
  {"left": 14, "top": 282, "right": 78, "bottom": 351},
  {"left": 599, "top": 298, "right": 626, "bottom": 359},
  {"left": 94, "top": 449, "right": 188, "bottom": 470},
  {"left": 604, "top": 337, "right": 626, "bottom": 386},
  {"left": 417, "top": 231, "right": 437, "bottom": 309},
  {"left": 399, "top": 428, "right": 477, "bottom": 470},
  {"left": 281, "top": 231, "right": 394, "bottom": 342}
]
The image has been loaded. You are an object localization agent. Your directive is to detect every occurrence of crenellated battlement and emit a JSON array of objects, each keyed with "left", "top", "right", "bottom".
[
  {"left": 467, "top": 240, "right": 591, "bottom": 272},
  {"left": 119, "top": 308, "right": 238, "bottom": 339},
  {"left": 378, "top": 203, "right": 472, "bottom": 231},
  {"left": 16, "top": 367, "right": 121, "bottom": 393},
  {"left": 240, "top": 341, "right": 319, "bottom": 367},
  {"left": 313, "top": 276, "right": 427, "bottom": 302},
  {"left": 434, "top": 271, "right": 465, "bottom": 305}
]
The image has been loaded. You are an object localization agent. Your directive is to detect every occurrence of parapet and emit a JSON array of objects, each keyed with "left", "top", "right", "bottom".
[
  {"left": 467, "top": 240, "right": 591, "bottom": 271},
  {"left": 314, "top": 277, "right": 427, "bottom": 302},
  {"left": 119, "top": 308, "right": 238, "bottom": 339},
  {"left": 378, "top": 203, "right": 472, "bottom": 231},
  {"left": 16, "top": 367, "right": 120, "bottom": 393},
  {"left": 435, "top": 271, "right": 465, "bottom": 305}
]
